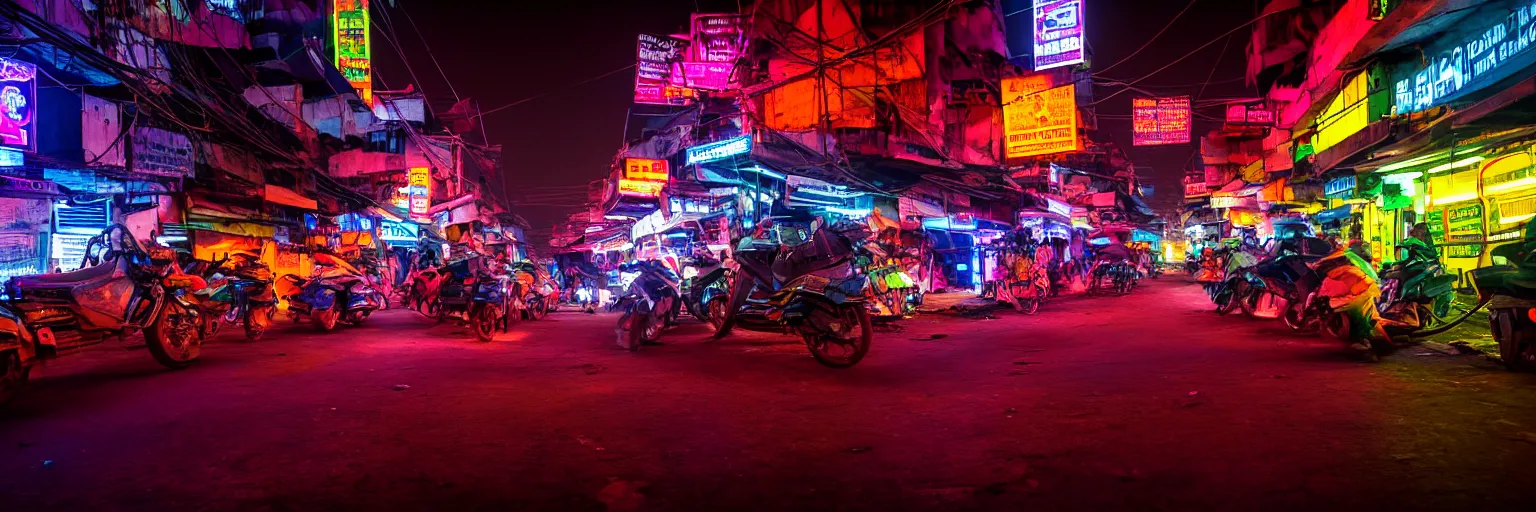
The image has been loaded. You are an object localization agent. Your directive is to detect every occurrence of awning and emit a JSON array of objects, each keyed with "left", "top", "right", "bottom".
[
  {"left": 428, "top": 194, "right": 476, "bottom": 216},
  {"left": 264, "top": 185, "right": 318, "bottom": 210},
  {"left": 632, "top": 211, "right": 712, "bottom": 240},
  {"left": 1315, "top": 204, "right": 1354, "bottom": 224}
]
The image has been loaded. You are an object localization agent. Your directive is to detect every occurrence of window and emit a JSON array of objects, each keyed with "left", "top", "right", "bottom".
[{"left": 366, "top": 129, "right": 405, "bottom": 154}]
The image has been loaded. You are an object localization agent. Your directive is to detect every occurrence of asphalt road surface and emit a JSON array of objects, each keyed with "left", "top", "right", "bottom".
[{"left": 4, "top": 278, "right": 1535, "bottom": 511}]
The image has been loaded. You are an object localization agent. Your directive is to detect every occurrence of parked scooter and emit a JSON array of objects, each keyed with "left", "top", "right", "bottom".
[
  {"left": 613, "top": 260, "right": 683, "bottom": 350},
  {"left": 281, "top": 252, "right": 385, "bottom": 331},
  {"left": 402, "top": 264, "right": 447, "bottom": 316},
  {"left": 1292, "top": 245, "right": 1389, "bottom": 357},
  {"left": 682, "top": 253, "right": 732, "bottom": 331},
  {"left": 1472, "top": 218, "right": 1536, "bottom": 371},
  {"left": 510, "top": 260, "right": 557, "bottom": 320},
  {"left": 436, "top": 255, "right": 518, "bottom": 342},
  {"left": 185, "top": 251, "right": 278, "bottom": 341},
  {"left": 714, "top": 218, "right": 873, "bottom": 368},
  {"left": 0, "top": 225, "right": 203, "bottom": 407}
]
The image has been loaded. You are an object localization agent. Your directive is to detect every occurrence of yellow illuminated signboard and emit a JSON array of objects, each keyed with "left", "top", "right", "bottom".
[
  {"left": 618, "top": 179, "right": 664, "bottom": 198},
  {"left": 1003, "top": 84, "right": 1081, "bottom": 159},
  {"left": 408, "top": 166, "right": 431, "bottom": 216},
  {"left": 624, "top": 158, "right": 670, "bottom": 182}
]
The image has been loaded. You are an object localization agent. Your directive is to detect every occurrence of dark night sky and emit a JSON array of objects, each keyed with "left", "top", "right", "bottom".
[{"left": 373, "top": 0, "right": 1258, "bottom": 243}]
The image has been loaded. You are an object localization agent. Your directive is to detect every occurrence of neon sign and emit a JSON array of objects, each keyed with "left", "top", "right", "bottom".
[
  {"left": 618, "top": 179, "right": 664, "bottom": 198},
  {"left": 624, "top": 158, "right": 670, "bottom": 181},
  {"left": 1033, "top": 1, "right": 1085, "bottom": 71},
  {"left": 0, "top": 57, "right": 37, "bottom": 152},
  {"left": 686, "top": 136, "right": 752, "bottom": 164},
  {"left": 408, "top": 166, "right": 431, "bottom": 217},
  {"left": 1394, "top": 2, "right": 1536, "bottom": 113},
  {"left": 1131, "top": 96, "right": 1191, "bottom": 146},
  {"left": 333, "top": 0, "right": 372, "bottom": 106}
]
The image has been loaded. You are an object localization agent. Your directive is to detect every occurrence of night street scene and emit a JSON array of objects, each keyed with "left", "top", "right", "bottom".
[{"left": 7, "top": 0, "right": 1536, "bottom": 510}]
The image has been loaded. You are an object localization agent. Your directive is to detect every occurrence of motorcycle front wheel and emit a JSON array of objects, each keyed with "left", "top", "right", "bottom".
[
  {"left": 313, "top": 308, "right": 340, "bottom": 332},
  {"left": 473, "top": 305, "right": 498, "bottom": 342},
  {"left": 245, "top": 305, "right": 276, "bottom": 341},
  {"left": 802, "top": 303, "right": 873, "bottom": 368},
  {"left": 706, "top": 297, "right": 729, "bottom": 332},
  {"left": 617, "top": 312, "right": 645, "bottom": 352},
  {"left": 146, "top": 301, "right": 202, "bottom": 369}
]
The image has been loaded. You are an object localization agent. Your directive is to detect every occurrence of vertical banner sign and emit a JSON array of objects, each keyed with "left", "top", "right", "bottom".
[
  {"left": 333, "top": 0, "right": 372, "bottom": 106},
  {"left": 1131, "top": 96, "right": 1191, "bottom": 146},
  {"left": 0, "top": 57, "right": 38, "bottom": 152},
  {"left": 624, "top": 158, "right": 670, "bottom": 181},
  {"left": 408, "top": 166, "right": 431, "bottom": 217},
  {"left": 1003, "top": 84, "right": 1081, "bottom": 159},
  {"left": 635, "top": 34, "right": 692, "bottom": 105},
  {"left": 1033, "top": 1, "right": 1085, "bottom": 71}
]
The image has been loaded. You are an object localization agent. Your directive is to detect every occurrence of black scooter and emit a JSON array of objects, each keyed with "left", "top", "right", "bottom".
[{"left": 714, "top": 219, "right": 873, "bottom": 368}]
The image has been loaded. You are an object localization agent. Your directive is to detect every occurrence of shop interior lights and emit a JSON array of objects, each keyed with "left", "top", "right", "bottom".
[
  {"left": 1429, "top": 192, "right": 1478, "bottom": 206},
  {"left": 1427, "top": 156, "right": 1484, "bottom": 174},
  {"left": 1485, "top": 177, "right": 1536, "bottom": 194}
]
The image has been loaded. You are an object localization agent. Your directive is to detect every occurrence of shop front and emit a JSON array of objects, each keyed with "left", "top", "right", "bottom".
[{"left": 923, "top": 213, "right": 1010, "bottom": 293}]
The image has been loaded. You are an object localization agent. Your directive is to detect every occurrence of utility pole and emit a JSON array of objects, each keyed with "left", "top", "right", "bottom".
[{"left": 817, "top": 0, "right": 830, "bottom": 155}]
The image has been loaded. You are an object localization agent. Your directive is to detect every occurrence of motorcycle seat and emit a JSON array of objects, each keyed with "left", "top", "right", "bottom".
[{"left": 13, "top": 258, "right": 122, "bottom": 290}]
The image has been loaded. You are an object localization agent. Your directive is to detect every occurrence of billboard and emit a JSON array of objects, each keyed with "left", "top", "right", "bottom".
[
  {"left": 1131, "top": 96, "right": 1191, "bottom": 146},
  {"left": 683, "top": 14, "right": 746, "bottom": 90},
  {"left": 0, "top": 57, "right": 37, "bottom": 152},
  {"left": 1033, "top": 1, "right": 1085, "bottom": 71},
  {"left": 332, "top": 0, "right": 372, "bottom": 106},
  {"left": 407, "top": 166, "right": 431, "bottom": 217},
  {"left": 635, "top": 34, "right": 693, "bottom": 105},
  {"left": 1225, "top": 103, "right": 1274, "bottom": 126},
  {"left": 1003, "top": 84, "right": 1081, "bottom": 159}
]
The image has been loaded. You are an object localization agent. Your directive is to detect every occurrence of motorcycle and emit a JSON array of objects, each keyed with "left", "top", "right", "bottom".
[
  {"left": 437, "top": 256, "right": 518, "bottom": 342},
  {"left": 351, "top": 254, "right": 394, "bottom": 309},
  {"left": 858, "top": 241, "right": 920, "bottom": 319},
  {"left": 510, "top": 260, "right": 557, "bottom": 320},
  {"left": 184, "top": 251, "right": 278, "bottom": 341},
  {"left": 281, "top": 252, "right": 385, "bottom": 331},
  {"left": 714, "top": 219, "right": 873, "bottom": 368},
  {"left": 0, "top": 225, "right": 203, "bottom": 406},
  {"left": 1376, "top": 259, "right": 1458, "bottom": 332},
  {"left": 1472, "top": 219, "right": 1536, "bottom": 371},
  {"left": 682, "top": 256, "right": 732, "bottom": 331},
  {"left": 613, "top": 260, "right": 683, "bottom": 351},
  {"left": 402, "top": 264, "right": 447, "bottom": 316},
  {"left": 998, "top": 254, "right": 1050, "bottom": 315},
  {"left": 1291, "top": 247, "right": 1388, "bottom": 357}
]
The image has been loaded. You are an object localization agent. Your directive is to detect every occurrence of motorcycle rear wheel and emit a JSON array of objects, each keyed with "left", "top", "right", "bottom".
[
  {"left": 803, "top": 304, "right": 873, "bottom": 368},
  {"left": 0, "top": 350, "right": 29, "bottom": 407},
  {"left": 146, "top": 302, "right": 202, "bottom": 369}
]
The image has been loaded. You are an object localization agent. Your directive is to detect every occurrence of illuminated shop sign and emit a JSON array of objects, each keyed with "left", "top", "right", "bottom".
[
  {"left": 0, "top": 57, "right": 38, "bottom": 152},
  {"left": 624, "top": 158, "right": 670, "bottom": 181},
  {"left": 380, "top": 221, "right": 419, "bottom": 242},
  {"left": 1394, "top": 2, "right": 1536, "bottom": 113},
  {"left": 1131, "top": 96, "right": 1191, "bottom": 146},
  {"left": 332, "top": 0, "right": 372, "bottom": 106},
  {"left": 1003, "top": 84, "right": 1081, "bottom": 158},
  {"left": 1044, "top": 197, "right": 1072, "bottom": 218},
  {"left": 1325, "top": 175, "right": 1357, "bottom": 197},
  {"left": 1209, "top": 195, "right": 1257, "bottom": 209},
  {"left": 1032, "top": 1, "right": 1085, "bottom": 71},
  {"left": 407, "top": 166, "right": 431, "bottom": 217},
  {"left": 1224, "top": 103, "right": 1274, "bottom": 126},
  {"left": 685, "top": 136, "right": 751, "bottom": 164},
  {"left": 635, "top": 33, "right": 693, "bottom": 105},
  {"left": 618, "top": 179, "right": 665, "bottom": 198}
]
